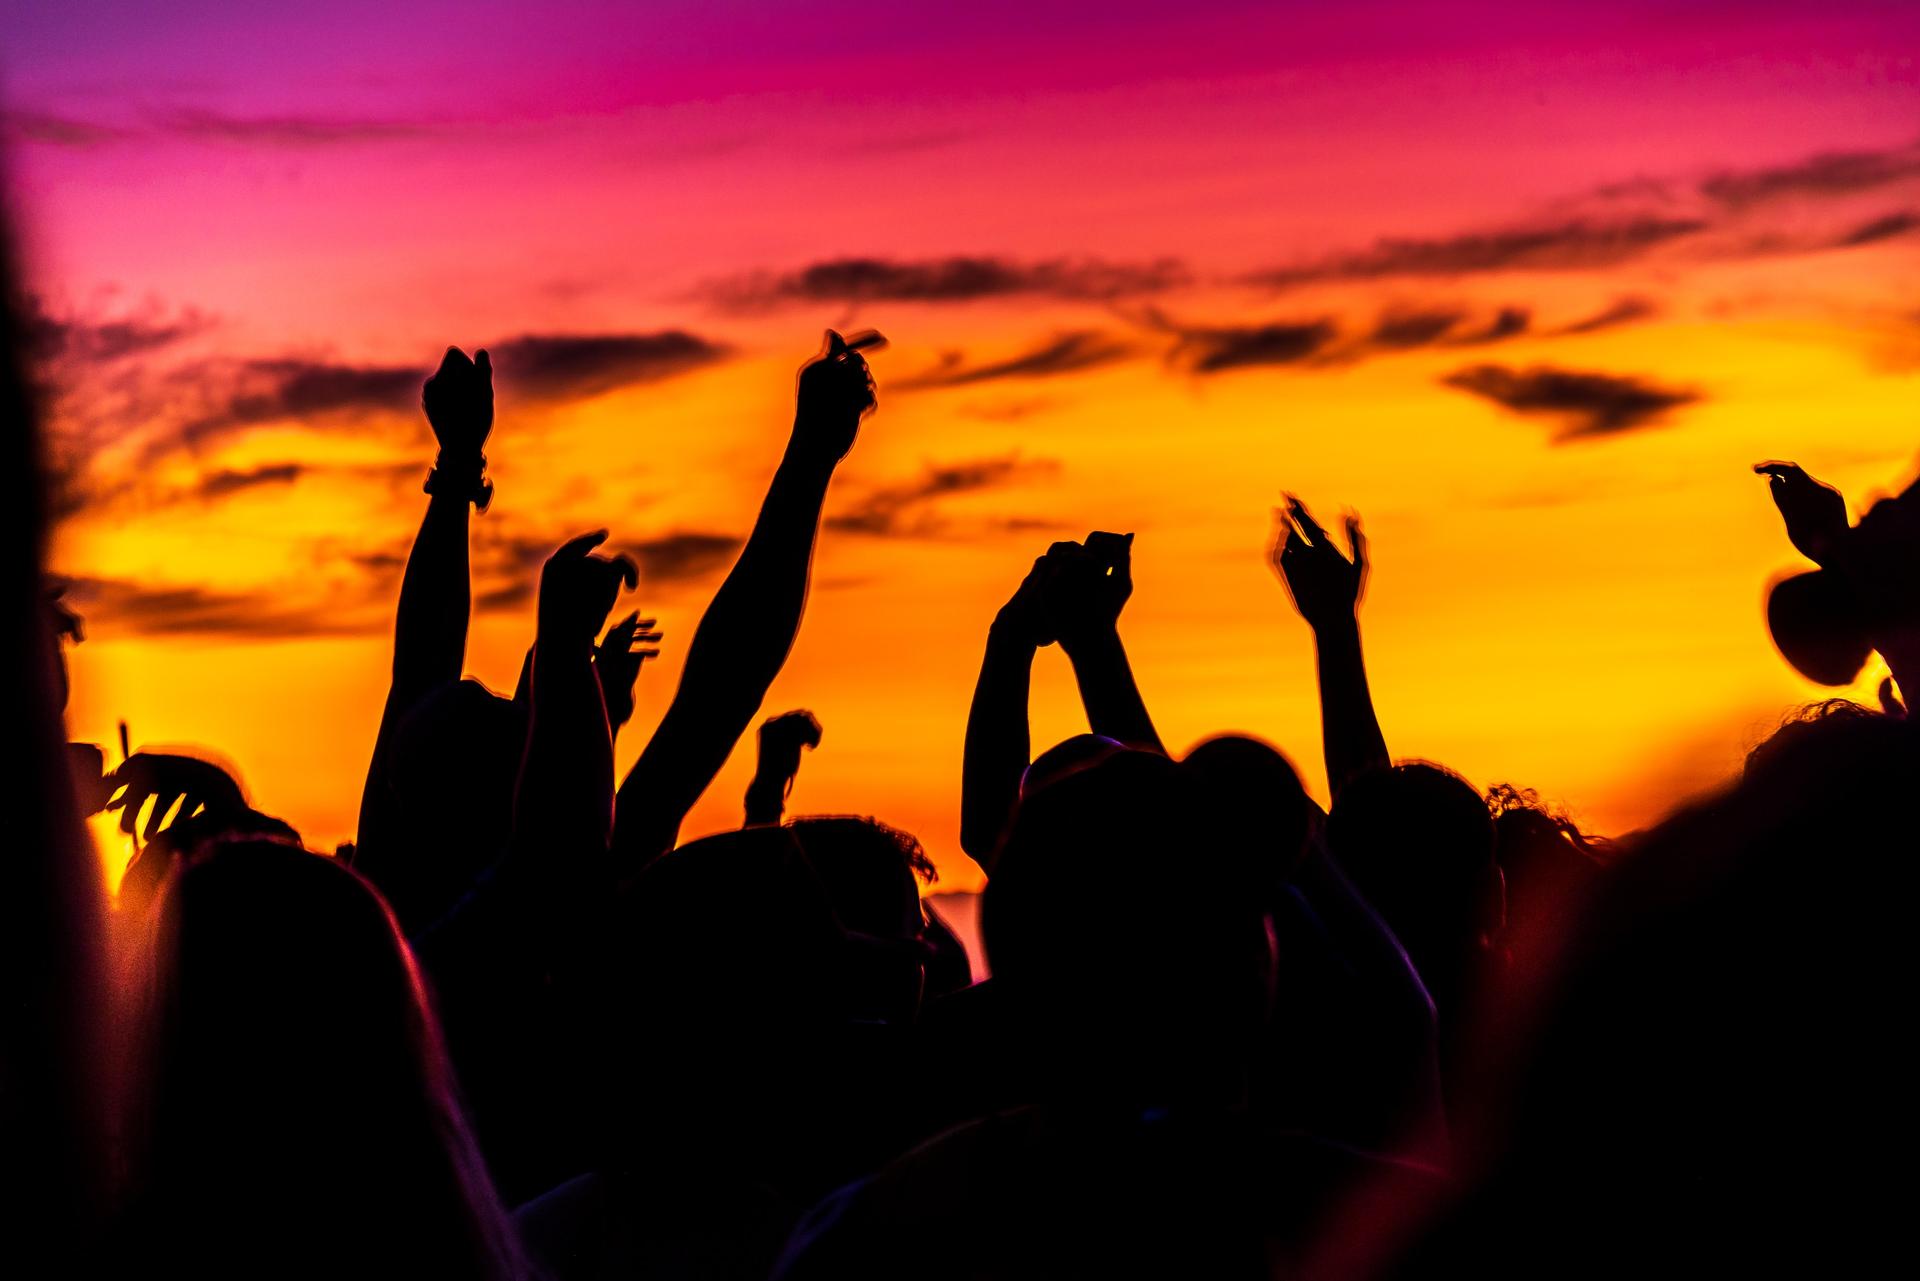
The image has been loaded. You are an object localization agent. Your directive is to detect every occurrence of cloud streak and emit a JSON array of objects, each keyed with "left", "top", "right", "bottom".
[
  {"left": 895, "top": 331, "right": 1134, "bottom": 389},
  {"left": 707, "top": 255, "right": 1188, "bottom": 309},
  {"left": 828, "top": 454, "right": 1061, "bottom": 538},
  {"left": 1441, "top": 364, "right": 1701, "bottom": 442},
  {"left": 1249, "top": 216, "right": 1707, "bottom": 290},
  {"left": 62, "top": 575, "right": 377, "bottom": 640},
  {"left": 489, "top": 332, "right": 728, "bottom": 400}
]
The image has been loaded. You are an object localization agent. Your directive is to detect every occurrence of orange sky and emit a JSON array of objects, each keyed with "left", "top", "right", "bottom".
[{"left": 8, "top": 2, "right": 1919, "bottom": 888}]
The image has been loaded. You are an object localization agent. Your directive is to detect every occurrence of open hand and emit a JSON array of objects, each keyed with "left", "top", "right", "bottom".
[
  {"left": 595, "top": 611, "right": 664, "bottom": 730},
  {"left": 1755, "top": 461, "right": 1848, "bottom": 565},
  {"left": 106, "top": 750, "right": 246, "bottom": 843},
  {"left": 1271, "top": 494, "right": 1367, "bottom": 630},
  {"left": 539, "top": 531, "right": 639, "bottom": 650},
  {"left": 792, "top": 329, "right": 882, "bottom": 466},
  {"left": 423, "top": 346, "right": 494, "bottom": 460}
]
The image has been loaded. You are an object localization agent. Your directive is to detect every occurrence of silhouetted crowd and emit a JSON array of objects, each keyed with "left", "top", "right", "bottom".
[{"left": 7, "top": 264, "right": 1920, "bottom": 1279}]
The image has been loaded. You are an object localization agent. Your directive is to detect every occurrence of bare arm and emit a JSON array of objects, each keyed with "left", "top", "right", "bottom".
[
  {"left": 1052, "top": 532, "right": 1163, "bottom": 753},
  {"left": 1273, "top": 496, "right": 1387, "bottom": 795},
  {"left": 354, "top": 347, "right": 492, "bottom": 879},
  {"left": 613, "top": 331, "right": 879, "bottom": 872}
]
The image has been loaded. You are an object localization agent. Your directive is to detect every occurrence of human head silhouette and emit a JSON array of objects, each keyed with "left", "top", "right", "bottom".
[
  {"left": 129, "top": 839, "right": 521, "bottom": 1278},
  {"left": 1183, "top": 734, "right": 1315, "bottom": 889},
  {"left": 1766, "top": 569, "right": 1873, "bottom": 686},
  {"left": 983, "top": 749, "right": 1275, "bottom": 1103},
  {"left": 1326, "top": 762, "right": 1501, "bottom": 1003},
  {"left": 381, "top": 678, "right": 527, "bottom": 929}
]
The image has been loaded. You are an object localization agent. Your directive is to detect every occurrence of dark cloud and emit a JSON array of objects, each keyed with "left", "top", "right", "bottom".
[
  {"left": 1250, "top": 216, "right": 1707, "bottom": 290},
  {"left": 629, "top": 532, "right": 743, "bottom": 583},
  {"left": 0, "top": 110, "right": 135, "bottom": 147},
  {"left": 1158, "top": 315, "right": 1340, "bottom": 373},
  {"left": 1365, "top": 309, "right": 1465, "bottom": 350},
  {"left": 194, "top": 463, "right": 304, "bottom": 501},
  {"left": 151, "top": 108, "right": 431, "bottom": 146},
  {"left": 1702, "top": 141, "right": 1920, "bottom": 208},
  {"left": 895, "top": 331, "right": 1133, "bottom": 389},
  {"left": 171, "top": 359, "right": 420, "bottom": 454},
  {"left": 1553, "top": 296, "right": 1660, "bottom": 336},
  {"left": 1459, "top": 306, "right": 1532, "bottom": 344},
  {"left": 25, "top": 298, "right": 210, "bottom": 365},
  {"left": 828, "top": 455, "right": 1060, "bottom": 538},
  {"left": 1833, "top": 211, "right": 1920, "bottom": 248},
  {"left": 1441, "top": 364, "right": 1701, "bottom": 442},
  {"left": 62, "top": 575, "right": 375, "bottom": 640},
  {"left": 708, "top": 255, "right": 1188, "bottom": 309},
  {"left": 488, "top": 332, "right": 728, "bottom": 400}
]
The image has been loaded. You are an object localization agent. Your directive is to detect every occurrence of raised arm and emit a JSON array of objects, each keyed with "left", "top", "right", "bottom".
[
  {"left": 743, "top": 709, "right": 822, "bottom": 826},
  {"left": 613, "top": 330, "right": 879, "bottom": 871},
  {"left": 1048, "top": 531, "right": 1163, "bottom": 753},
  {"left": 354, "top": 347, "right": 493, "bottom": 873},
  {"left": 1272, "top": 495, "right": 1388, "bottom": 795},
  {"left": 959, "top": 555, "right": 1049, "bottom": 864},
  {"left": 511, "top": 531, "right": 637, "bottom": 871}
]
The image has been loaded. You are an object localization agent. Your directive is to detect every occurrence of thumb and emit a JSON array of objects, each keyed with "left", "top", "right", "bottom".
[{"left": 825, "top": 329, "right": 848, "bottom": 358}]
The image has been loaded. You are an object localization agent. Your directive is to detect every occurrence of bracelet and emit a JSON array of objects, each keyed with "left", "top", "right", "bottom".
[{"left": 424, "top": 452, "right": 493, "bottom": 512}]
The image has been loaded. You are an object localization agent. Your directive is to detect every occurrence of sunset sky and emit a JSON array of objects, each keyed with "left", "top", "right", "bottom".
[{"left": 7, "top": 1, "right": 1919, "bottom": 888}]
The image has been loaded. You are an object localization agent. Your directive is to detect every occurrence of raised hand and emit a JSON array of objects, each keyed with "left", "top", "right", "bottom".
[
  {"left": 1755, "top": 461, "right": 1848, "bottom": 565},
  {"left": 106, "top": 750, "right": 246, "bottom": 843},
  {"left": 423, "top": 346, "right": 494, "bottom": 459},
  {"left": 1039, "top": 531, "right": 1135, "bottom": 657},
  {"left": 995, "top": 550, "right": 1060, "bottom": 649},
  {"left": 791, "top": 329, "right": 883, "bottom": 466},
  {"left": 595, "top": 611, "right": 664, "bottom": 731},
  {"left": 540, "top": 530, "right": 639, "bottom": 654},
  {"left": 1272, "top": 495, "right": 1368, "bottom": 631}
]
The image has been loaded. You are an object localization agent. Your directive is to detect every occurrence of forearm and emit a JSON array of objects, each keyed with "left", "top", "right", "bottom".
[
  {"left": 390, "top": 490, "right": 473, "bottom": 704},
  {"left": 960, "top": 625, "right": 1037, "bottom": 863},
  {"left": 1312, "top": 616, "right": 1389, "bottom": 795},
  {"left": 614, "top": 445, "right": 836, "bottom": 865},
  {"left": 515, "top": 636, "right": 616, "bottom": 866},
  {"left": 1063, "top": 627, "right": 1162, "bottom": 752},
  {"left": 743, "top": 771, "right": 788, "bottom": 826}
]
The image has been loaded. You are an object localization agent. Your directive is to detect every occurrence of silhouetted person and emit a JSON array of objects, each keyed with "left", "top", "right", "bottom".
[
  {"left": 1486, "top": 784, "right": 1607, "bottom": 960},
  {"left": 612, "top": 330, "right": 884, "bottom": 873},
  {"left": 522, "top": 821, "right": 927, "bottom": 1281},
  {"left": 1273, "top": 495, "right": 1503, "bottom": 1111},
  {"left": 417, "top": 528, "right": 642, "bottom": 1201},
  {"left": 960, "top": 531, "right": 1160, "bottom": 866},
  {"left": 1187, "top": 734, "right": 1448, "bottom": 1163},
  {"left": 119, "top": 838, "right": 527, "bottom": 1279},
  {"left": 0, "top": 230, "right": 111, "bottom": 1263},
  {"left": 1757, "top": 458, "right": 1920, "bottom": 706},
  {"left": 778, "top": 750, "right": 1436, "bottom": 1280},
  {"left": 1383, "top": 702, "right": 1920, "bottom": 1279},
  {"left": 353, "top": 345, "right": 511, "bottom": 933}
]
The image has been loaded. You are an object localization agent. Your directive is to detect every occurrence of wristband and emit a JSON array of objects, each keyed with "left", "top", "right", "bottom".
[{"left": 424, "top": 452, "right": 493, "bottom": 512}]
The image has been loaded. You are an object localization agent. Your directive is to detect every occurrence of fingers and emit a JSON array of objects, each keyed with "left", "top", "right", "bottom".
[
  {"left": 1345, "top": 515, "right": 1368, "bottom": 573},
  {"left": 437, "top": 345, "right": 472, "bottom": 374},
  {"left": 555, "top": 529, "right": 610, "bottom": 560},
  {"left": 1285, "top": 494, "right": 1329, "bottom": 546},
  {"left": 1754, "top": 460, "right": 1801, "bottom": 480},
  {"left": 611, "top": 553, "right": 640, "bottom": 591},
  {"left": 475, "top": 347, "right": 492, "bottom": 381}
]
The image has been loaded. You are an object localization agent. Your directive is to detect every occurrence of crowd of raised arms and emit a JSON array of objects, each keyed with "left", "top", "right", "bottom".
[{"left": 6, "top": 297, "right": 1920, "bottom": 1279}]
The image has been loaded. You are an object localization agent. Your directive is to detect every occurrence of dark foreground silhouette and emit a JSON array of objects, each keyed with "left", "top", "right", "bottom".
[{"left": 8, "top": 228, "right": 1919, "bottom": 1280}]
